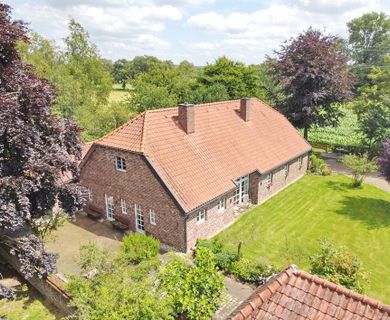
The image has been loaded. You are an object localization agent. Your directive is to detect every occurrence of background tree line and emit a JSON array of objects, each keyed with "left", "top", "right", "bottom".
[{"left": 19, "top": 12, "right": 390, "bottom": 153}]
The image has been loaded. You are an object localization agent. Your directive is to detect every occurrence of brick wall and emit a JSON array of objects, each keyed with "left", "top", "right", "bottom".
[
  {"left": 257, "top": 154, "right": 308, "bottom": 203},
  {"left": 80, "top": 145, "right": 187, "bottom": 252},
  {"left": 185, "top": 153, "right": 309, "bottom": 250}
]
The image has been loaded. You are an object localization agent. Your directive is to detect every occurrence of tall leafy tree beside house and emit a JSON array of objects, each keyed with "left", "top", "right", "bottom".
[
  {"left": 0, "top": 4, "right": 85, "bottom": 297},
  {"left": 270, "top": 28, "right": 354, "bottom": 140}
]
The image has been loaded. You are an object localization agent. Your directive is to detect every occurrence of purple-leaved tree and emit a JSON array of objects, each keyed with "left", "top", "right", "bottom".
[
  {"left": 0, "top": 4, "right": 85, "bottom": 297},
  {"left": 270, "top": 28, "right": 354, "bottom": 140},
  {"left": 378, "top": 139, "right": 390, "bottom": 183}
]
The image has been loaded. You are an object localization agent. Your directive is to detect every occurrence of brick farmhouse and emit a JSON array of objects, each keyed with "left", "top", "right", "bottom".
[{"left": 80, "top": 98, "right": 311, "bottom": 252}]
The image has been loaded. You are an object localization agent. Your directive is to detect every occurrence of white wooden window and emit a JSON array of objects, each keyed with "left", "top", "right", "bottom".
[
  {"left": 88, "top": 188, "right": 93, "bottom": 203},
  {"left": 149, "top": 209, "right": 156, "bottom": 225},
  {"left": 284, "top": 164, "right": 289, "bottom": 177},
  {"left": 120, "top": 199, "right": 127, "bottom": 214},
  {"left": 197, "top": 209, "right": 206, "bottom": 223},
  {"left": 135, "top": 204, "right": 145, "bottom": 232},
  {"left": 218, "top": 197, "right": 225, "bottom": 212},
  {"left": 105, "top": 195, "right": 114, "bottom": 220},
  {"left": 116, "top": 156, "right": 126, "bottom": 171},
  {"left": 266, "top": 172, "right": 273, "bottom": 187},
  {"left": 298, "top": 156, "right": 303, "bottom": 169}
]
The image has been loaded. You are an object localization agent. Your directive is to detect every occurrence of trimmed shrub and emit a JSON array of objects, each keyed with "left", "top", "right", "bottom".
[
  {"left": 196, "top": 239, "right": 238, "bottom": 271},
  {"left": 309, "top": 154, "right": 331, "bottom": 176},
  {"left": 120, "top": 233, "right": 159, "bottom": 264},
  {"left": 230, "top": 258, "right": 277, "bottom": 284}
]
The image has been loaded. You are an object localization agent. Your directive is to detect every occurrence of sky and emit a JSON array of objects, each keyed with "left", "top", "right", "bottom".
[{"left": 7, "top": 0, "right": 389, "bottom": 65}]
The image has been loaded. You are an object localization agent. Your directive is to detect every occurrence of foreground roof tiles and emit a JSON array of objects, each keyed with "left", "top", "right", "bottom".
[
  {"left": 229, "top": 266, "right": 390, "bottom": 320},
  {"left": 95, "top": 99, "right": 311, "bottom": 212}
]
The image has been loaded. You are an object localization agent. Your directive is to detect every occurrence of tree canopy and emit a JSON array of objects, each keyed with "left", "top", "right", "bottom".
[
  {"left": 270, "top": 28, "right": 354, "bottom": 139},
  {"left": 0, "top": 4, "right": 85, "bottom": 297},
  {"left": 347, "top": 12, "right": 390, "bottom": 85},
  {"left": 378, "top": 139, "right": 390, "bottom": 183}
]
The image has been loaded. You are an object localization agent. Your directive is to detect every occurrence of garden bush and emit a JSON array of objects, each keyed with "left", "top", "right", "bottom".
[
  {"left": 120, "top": 233, "right": 160, "bottom": 264},
  {"left": 309, "top": 154, "right": 331, "bottom": 176},
  {"left": 196, "top": 239, "right": 238, "bottom": 271},
  {"left": 230, "top": 258, "right": 277, "bottom": 284}
]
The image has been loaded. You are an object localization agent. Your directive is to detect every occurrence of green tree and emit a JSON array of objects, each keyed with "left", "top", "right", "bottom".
[
  {"left": 67, "top": 244, "right": 173, "bottom": 320},
  {"left": 342, "top": 154, "right": 378, "bottom": 187},
  {"left": 112, "top": 59, "right": 132, "bottom": 89},
  {"left": 198, "top": 56, "right": 263, "bottom": 99},
  {"left": 354, "top": 55, "right": 390, "bottom": 149},
  {"left": 270, "top": 28, "right": 354, "bottom": 139},
  {"left": 310, "top": 239, "right": 367, "bottom": 293},
  {"left": 18, "top": 33, "right": 83, "bottom": 118},
  {"left": 347, "top": 12, "right": 390, "bottom": 85},
  {"left": 159, "top": 248, "right": 224, "bottom": 320}
]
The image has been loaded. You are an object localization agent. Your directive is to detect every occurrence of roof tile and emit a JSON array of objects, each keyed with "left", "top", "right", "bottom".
[{"left": 228, "top": 265, "right": 390, "bottom": 320}]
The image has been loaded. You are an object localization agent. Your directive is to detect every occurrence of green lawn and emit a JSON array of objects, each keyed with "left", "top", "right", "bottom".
[{"left": 215, "top": 174, "right": 390, "bottom": 303}]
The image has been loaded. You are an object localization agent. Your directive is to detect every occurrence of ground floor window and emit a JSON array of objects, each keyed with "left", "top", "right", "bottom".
[
  {"left": 266, "top": 172, "right": 273, "bottom": 185},
  {"left": 298, "top": 156, "right": 303, "bottom": 169},
  {"left": 120, "top": 199, "right": 127, "bottom": 214},
  {"left": 233, "top": 175, "right": 249, "bottom": 204},
  {"left": 134, "top": 204, "right": 145, "bottom": 232},
  {"left": 197, "top": 209, "right": 206, "bottom": 223},
  {"left": 284, "top": 164, "right": 289, "bottom": 177},
  {"left": 105, "top": 194, "right": 114, "bottom": 220},
  {"left": 218, "top": 197, "right": 226, "bottom": 212},
  {"left": 88, "top": 188, "right": 93, "bottom": 203},
  {"left": 149, "top": 209, "right": 156, "bottom": 225}
]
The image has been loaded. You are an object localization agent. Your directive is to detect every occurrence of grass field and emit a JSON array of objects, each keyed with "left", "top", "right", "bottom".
[
  {"left": 108, "top": 88, "right": 130, "bottom": 103},
  {"left": 215, "top": 174, "right": 390, "bottom": 303}
]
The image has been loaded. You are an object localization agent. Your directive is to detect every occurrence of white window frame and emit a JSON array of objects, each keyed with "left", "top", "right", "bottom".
[
  {"left": 135, "top": 204, "right": 145, "bottom": 233},
  {"left": 266, "top": 172, "right": 273, "bottom": 188},
  {"left": 115, "top": 156, "right": 126, "bottom": 171},
  {"left": 197, "top": 209, "right": 206, "bottom": 223},
  {"left": 218, "top": 197, "right": 225, "bottom": 212},
  {"left": 120, "top": 199, "right": 127, "bottom": 214},
  {"left": 233, "top": 175, "right": 249, "bottom": 204},
  {"left": 105, "top": 194, "right": 114, "bottom": 220},
  {"left": 88, "top": 188, "right": 93, "bottom": 203},
  {"left": 149, "top": 209, "right": 156, "bottom": 225},
  {"left": 284, "top": 164, "right": 289, "bottom": 178},
  {"left": 298, "top": 156, "right": 303, "bottom": 169}
]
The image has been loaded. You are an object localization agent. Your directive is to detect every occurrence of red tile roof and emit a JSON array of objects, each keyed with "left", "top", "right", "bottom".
[
  {"left": 94, "top": 99, "right": 311, "bottom": 212},
  {"left": 229, "top": 265, "right": 390, "bottom": 320}
]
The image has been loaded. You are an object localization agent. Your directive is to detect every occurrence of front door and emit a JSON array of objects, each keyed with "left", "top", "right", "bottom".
[
  {"left": 134, "top": 204, "right": 145, "bottom": 233},
  {"left": 105, "top": 194, "right": 114, "bottom": 220}
]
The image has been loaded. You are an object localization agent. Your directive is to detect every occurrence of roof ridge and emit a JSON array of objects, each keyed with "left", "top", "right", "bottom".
[
  {"left": 296, "top": 270, "right": 390, "bottom": 315},
  {"left": 140, "top": 111, "right": 147, "bottom": 153}
]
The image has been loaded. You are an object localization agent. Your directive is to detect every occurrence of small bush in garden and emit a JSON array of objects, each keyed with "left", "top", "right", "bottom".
[
  {"left": 196, "top": 239, "right": 238, "bottom": 271},
  {"left": 310, "top": 238, "right": 367, "bottom": 293},
  {"left": 230, "top": 258, "right": 277, "bottom": 284},
  {"left": 342, "top": 153, "right": 378, "bottom": 187},
  {"left": 77, "top": 242, "right": 113, "bottom": 273},
  {"left": 120, "top": 233, "right": 160, "bottom": 264},
  {"left": 309, "top": 154, "right": 331, "bottom": 176}
]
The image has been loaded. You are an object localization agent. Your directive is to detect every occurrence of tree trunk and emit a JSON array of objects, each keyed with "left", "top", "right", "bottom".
[{"left": 304, "top": 126, "right": 308, "bottom": 140}]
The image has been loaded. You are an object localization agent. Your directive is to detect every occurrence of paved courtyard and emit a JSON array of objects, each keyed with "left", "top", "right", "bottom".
[{"left": 46, "top": 212, "right": 123, "bottom": 276}]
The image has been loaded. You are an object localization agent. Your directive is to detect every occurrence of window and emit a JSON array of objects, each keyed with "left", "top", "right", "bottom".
[
  {"left": 266, "top": 172, "right": 273, "bottom": 188},
  {"left": 120, "top": 199, "right": 127, "bottom": 214},
  {"left": 88, "top": 188, "right": 93, "bottom": 203},
  {"left": 233, "top": 175, "right": 249, "bottom": 204},
  {"left": 149, "top": 209, "right": 156, "bottom": 225},
  {"left": 284, "top": 164, "right": 289, "bottom": 177},
  {"left": 197, "top": 209, "right": 206, "bottom": 223},
  {"left": 218, "top": 197, "right": 226, "bottom": 212},
  {"left": 116, "top": 156, "right": 126, "bottom": 171},
  {"left": 105, "top": 195, "right": 114, "bottom": 220},
  {"left": 135, "top": 204, "right": 145, "bottom": 232},
  {"left": 298, "top": 156, "right": 303, "bottom": 169}
]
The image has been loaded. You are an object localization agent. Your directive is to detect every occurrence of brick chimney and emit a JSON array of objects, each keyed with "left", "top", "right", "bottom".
[
  {"left": 178, "top": 103, "right": 195, "bottom": 134},
  {"left": 240, "top": 98, "right": 250, "bottom": 122}
]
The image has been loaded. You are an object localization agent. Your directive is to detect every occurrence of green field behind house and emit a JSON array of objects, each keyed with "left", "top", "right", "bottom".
[{"left": 215, "top": 174, "right": 390, "bottom": 303}]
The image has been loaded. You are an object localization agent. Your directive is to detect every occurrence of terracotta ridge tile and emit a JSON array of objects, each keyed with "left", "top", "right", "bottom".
[{"left": 140, "top": 111, "right": 147, "bottom": 153}]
